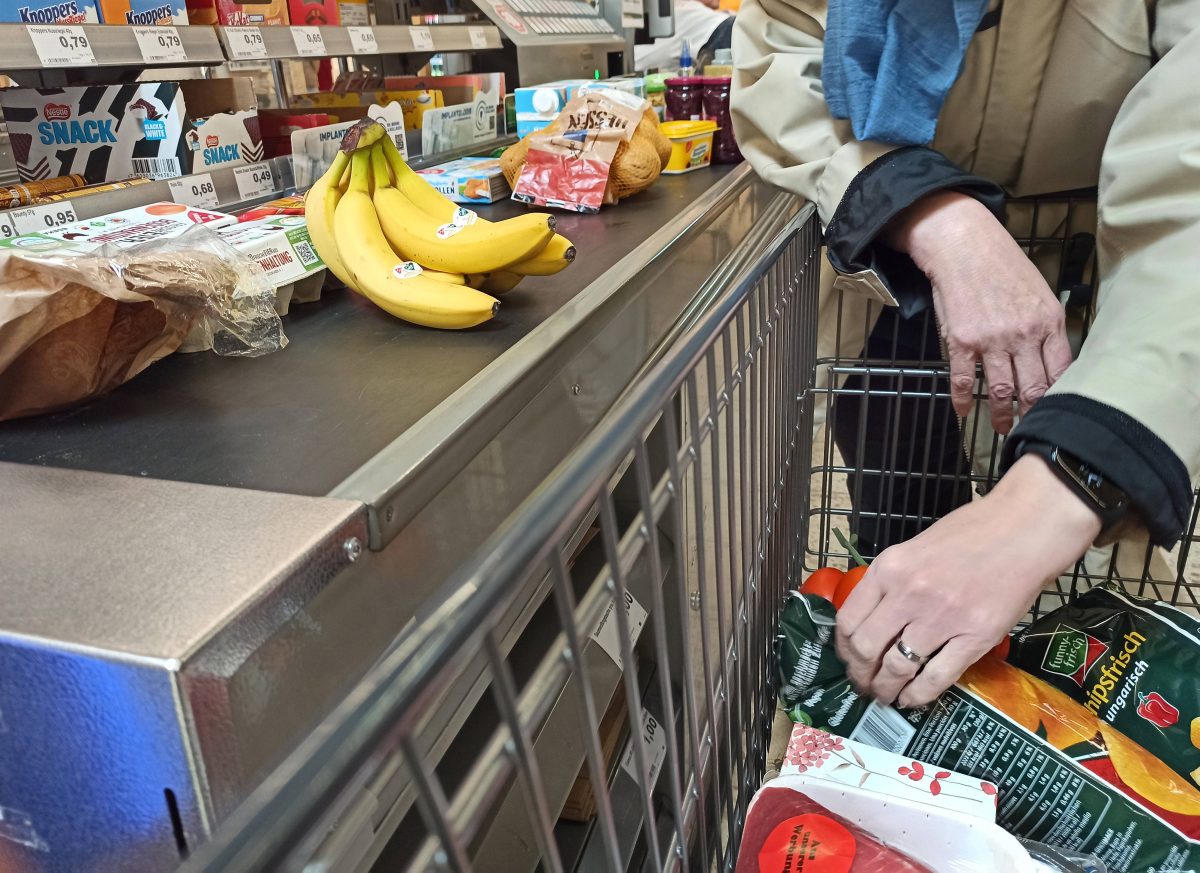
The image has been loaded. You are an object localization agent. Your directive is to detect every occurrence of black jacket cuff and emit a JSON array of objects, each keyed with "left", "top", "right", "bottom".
[
  {"left": 825, "top": 146, "right": 1007, "bottom": 317},
  {"left": 1002, "top": 394, "right": 1192, "bottom": 547}
]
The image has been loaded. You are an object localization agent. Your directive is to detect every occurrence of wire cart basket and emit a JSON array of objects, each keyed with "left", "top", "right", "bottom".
[{"left": 184, "top": 192, "right": 1199, "bottom": 873}]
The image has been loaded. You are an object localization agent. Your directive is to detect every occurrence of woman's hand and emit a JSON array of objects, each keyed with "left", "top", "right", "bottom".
[
  {"left": 885, "top": 191, "right": 1074, "bottom": 434},
  {"left": 834, "top": 454, "right": 1101, "bottom": 709}
]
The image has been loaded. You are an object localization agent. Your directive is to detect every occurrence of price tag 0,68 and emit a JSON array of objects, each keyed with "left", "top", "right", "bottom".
[
  {"left": 410, "top": 26, "right": 435, "bottom": 51},
  {"left": 234, "top": 163, "right": 276, "bottom": 201},
  {"left": 11, "top": 202, "right": 79, "bottom": 235},
  {"left": 28, "top": 25, "right": 96, "bottom": 67},
  {"left": 168, "top": 174, "right": 220, "bottom": 210},
  {"left": 133, "top": 25, "right": 187, "bottom": 64},
  {"left": 225, "top": 26, "right": 268, "bottom": 60},
  {"left": 347, "top": 26, "right": 379, "bottom": 54}
]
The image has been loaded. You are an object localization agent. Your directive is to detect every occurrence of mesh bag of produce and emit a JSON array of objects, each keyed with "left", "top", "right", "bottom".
[{"left": 776, "top": 589, "right": 1200, "bottom": 872}]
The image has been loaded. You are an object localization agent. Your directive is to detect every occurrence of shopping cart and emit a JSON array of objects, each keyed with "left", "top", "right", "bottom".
[{"left": 185, "top": 193, "right": 1199, "bottom": 873}]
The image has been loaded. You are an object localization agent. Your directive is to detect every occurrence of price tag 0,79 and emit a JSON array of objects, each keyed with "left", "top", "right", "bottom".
[
  {"left": 133, "top": 25, "right": 187, "bottom": 64},
  {"left": 290, "top": 26, "right": 326, "bottom": 57},
  {"left": 28, "top": 25, "right": 96, "bottom": 67},
  {"left": 11, "top": 202, "right": 79, "bottom": 235},
  {"left": 234, "top": 162, "right": 276, "bottom": 201},
  {"left": 225, "top": 26, "right": 268, "bottom": 60},
  {"left": 410, "top": 26, "right": 435, "bottom": 51},
  {"left": 168, "top": 173, "right": 220, "bottom": 210},
  {"left": 347, "top": 26, "right": 379, "bottom": 54}
]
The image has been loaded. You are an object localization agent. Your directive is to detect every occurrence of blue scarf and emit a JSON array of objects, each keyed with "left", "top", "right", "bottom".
[{"left": 822, "top": 0, "right": 990, "bottom": 146}]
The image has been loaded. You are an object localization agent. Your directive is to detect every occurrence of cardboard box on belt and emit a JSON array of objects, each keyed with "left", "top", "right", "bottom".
[
  {"left": 0, "top": 79, "right": 263, "bottom": 185},
  {"left": 96, "top": 0, "right": 189, "bottom": 23},
  {"left": 2, "top": 0, "right": 101, "bottom": 23}
]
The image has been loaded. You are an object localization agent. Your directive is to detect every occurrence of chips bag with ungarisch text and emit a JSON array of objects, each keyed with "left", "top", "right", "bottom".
[{"left": 777, "top": 589, "right": 1200, "bottom": 873}]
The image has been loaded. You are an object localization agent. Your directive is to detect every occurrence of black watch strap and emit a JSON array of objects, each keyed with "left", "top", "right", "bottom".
[{"left": 1017, "top": 440, "right": 1133, "bottom": 543}]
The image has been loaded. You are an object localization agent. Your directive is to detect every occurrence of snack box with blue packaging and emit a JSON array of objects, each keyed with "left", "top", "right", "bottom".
[
  {"left": 3, "top": 0, "right": 101, "bottom": 22},
  {"left": 417, "top": 157, "right": 509, "bottom": 204}
]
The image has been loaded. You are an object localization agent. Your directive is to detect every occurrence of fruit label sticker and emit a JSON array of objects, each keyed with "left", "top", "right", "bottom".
[
  {"left": 393, "top": 262, "right": 423, "bottom": 280},
  {"left": 435, "top": 222, "right": 465, "bottom": 240},
  {"left": 451, "top": 207, "right": 478, "bottom": 227}
]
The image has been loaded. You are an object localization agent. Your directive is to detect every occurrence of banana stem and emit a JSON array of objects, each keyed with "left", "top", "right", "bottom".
[
  {"left": 348, "top": 150, "right": 371, "bottom": 194},
  {"left": 370, "top": 144, "right": 393, "bottom": 191}
]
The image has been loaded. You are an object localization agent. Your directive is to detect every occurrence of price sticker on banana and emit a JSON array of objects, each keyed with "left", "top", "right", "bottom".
[
  {"left": 468, "top": 26, "right": 489, "bottom": 49},
  {"left": 168, "top": 173, "right": 220, "bottom": 210},
  {"left": 225, "top": 27, "right": 268, "bottom": 59},
  {"left": 392, "top": 262, "right": 424, "bottom": 280},
  {"left": 290, "top": 26, "right": 326, "bottom": 57},
  {"left": 347, "top": 26, "right": 378, "bottom": 54},
  {"left": 28, "top": 25, "right": 95, "bottom": 67},
  {"left": 133, "top": 26, "right": 187, "bottom": 64},
  {"left": 451, "top": 207, "right": 478, "bottom": 227},
  {"left": 234, "top": 163, "right": 276, "bottom": 201},
  {"left": 410, "top": 26, "right": 435, "bottom": 51},
  {"left": 11, "top": 203, "right": 78, "bottom": 235},
  {"left": 435, "top": 222, "right": 467, "bottom": 240}
]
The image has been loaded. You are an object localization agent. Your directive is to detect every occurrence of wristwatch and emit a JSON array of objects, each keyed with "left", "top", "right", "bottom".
[{"left": 1017, "top": 441, "right": 1134, "bottom": 544}]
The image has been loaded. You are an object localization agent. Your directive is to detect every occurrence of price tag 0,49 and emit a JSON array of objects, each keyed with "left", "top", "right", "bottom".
[
  {"left": 168, "top": 173, "right": 220, "bottom": 210},
  {"left": 290, "top": 26, "right": 326, "bottom": 57},
  {"left": 225, "top": 26, "right": 268, "bottom": 60},
  {"left": 347, "top": 26, "right": 378, "bottom": 54},
  {"left": 410, "top": 26, "right": 435, "bottom": 51},
  {"left": 234, "top": 162, "right": 276, "bottom": 201},
  {"left": 468, "top": 26, "right": 489, "bottom": 49},
  {"left": 133, "top": 25, "right": 187, "bottom": 64},
  {"left": 27, "top": 25, "right": 96, "bottom": 67},
  {"left": 11, "top": 202, "right": 78, "bottom": 235}
]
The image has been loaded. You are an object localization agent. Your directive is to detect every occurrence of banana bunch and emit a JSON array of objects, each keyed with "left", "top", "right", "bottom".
[{"left": 305, "top": 120, "right": 576, "bottom": 330}]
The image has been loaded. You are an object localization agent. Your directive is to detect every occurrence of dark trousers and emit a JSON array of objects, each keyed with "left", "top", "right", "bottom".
[{"left": 831, "top": 306, "right": 972, "bottom": 558}]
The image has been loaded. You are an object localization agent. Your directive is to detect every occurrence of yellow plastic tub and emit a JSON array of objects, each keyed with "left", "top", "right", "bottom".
[{"left": 660, "top": 120, "right": 719, "bottom": 174}]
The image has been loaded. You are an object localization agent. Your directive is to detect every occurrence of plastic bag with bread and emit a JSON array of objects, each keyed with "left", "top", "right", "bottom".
[
  {"left": 501, "top": 89, "right": 671, "bottom": 212},
  {"left": 0, "top": 224, "right": 285, "bottom": 421}
]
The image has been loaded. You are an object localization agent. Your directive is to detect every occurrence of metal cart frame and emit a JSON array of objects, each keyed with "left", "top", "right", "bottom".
[{"left": 185, "top": 191, "right": 1199, "bottom": 872}]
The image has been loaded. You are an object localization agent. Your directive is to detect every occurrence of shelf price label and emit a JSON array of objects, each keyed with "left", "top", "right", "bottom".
[
  {"left": 410, "top": 26, "right": 435, "bottom": 51},
  {"left": 28, "top": 25, "right": 96, "bottom": 67},
  {"left": 347, "top": 26, "right": 378, "bottom": 54},
  {"left": 233, "top": 162, "right": 276, "bottom": 201},
  {"left": 225, "top": 26, "right": 268, "bottom": 60},
  {"left": 590, "top": 588, "right": 648, "bottom": 669},
  {"left": 0, "top": 212, "right": 20, "bottom": 240},
  {"left": 11, "top": 202, "right": 78, "bottom": 235},
  {"left": 468, "top": 26, "right": 489, "bottom": 49},
  {"left": 290, "top": 26, "right": 326, "bottom": 57},
  {"left": 168, "top": 173, "right": 220, "bottom": 210},
  {"left": 620, "top": 708, "right": 668, "bottom": 786},
  {"left": 133, "top": 25, "right": 187, "bottom": 64}
]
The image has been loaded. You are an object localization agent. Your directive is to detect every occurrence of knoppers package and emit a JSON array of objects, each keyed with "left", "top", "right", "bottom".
[
  {"left": 0, "top": 80, "right": 262, "bottom": 185},
  {"left": 776, "top": 589, "right": 1200, "bottom": 872}
]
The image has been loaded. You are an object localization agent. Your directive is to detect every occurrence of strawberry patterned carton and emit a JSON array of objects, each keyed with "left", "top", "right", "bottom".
[{"left": 781, "top": 724, "right": 999, "bottom": 822}]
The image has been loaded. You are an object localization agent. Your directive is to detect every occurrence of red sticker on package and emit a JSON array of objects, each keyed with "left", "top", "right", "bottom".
[{"left": 758, "top": 815, "right": 855, "bottom": 873}]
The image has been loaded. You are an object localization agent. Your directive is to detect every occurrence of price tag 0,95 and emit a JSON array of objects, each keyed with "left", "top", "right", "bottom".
[
  {"left": 168, "top": 173, "right": 220, "bottom": 210},
  {"left": 290, "top": 26, "right": 326, "bottom": 57},
  {"left": 410, "top": 26, "right": 435, "bottom": 51},
  {"left": 133, "top": 25, "right": 187, "bottom": 64},
  {"left": 468, "top": 26, "right": 489, "bottom": 49},
  {"left": 234, "top": 162, "right": 276, "bottom": 201},
  {"left": 225, "top": 26, "right": 268, "bottom": 60},
  {"left": 0, "top": 212, "right": 18, "bottom": 240},
  {"left": 347, "top": 26, "right": 378, "bottom": 54},
  {"left": 11, "top": 202, "right": 78, "bottom": 235},
  {"left": 28, "top": 25, "right": 96, "bottom": 67}
]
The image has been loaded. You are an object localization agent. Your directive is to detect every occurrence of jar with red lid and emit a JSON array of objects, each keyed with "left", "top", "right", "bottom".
[
  {"left": 701, "top": 76, "right": 742, "bottom": 164},
  {"left": 665, "top": 77, "right": 703, "bottom": 122}
]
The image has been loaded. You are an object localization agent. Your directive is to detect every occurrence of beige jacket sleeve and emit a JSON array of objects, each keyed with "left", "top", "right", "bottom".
[
  {"left": 729, "top": 0, "right": 895, "bottom": 226},
  {"left": 1040, "top": 20, "right": 1200, "bottom": 496}
]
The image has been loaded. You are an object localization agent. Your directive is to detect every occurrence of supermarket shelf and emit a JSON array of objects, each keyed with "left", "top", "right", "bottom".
[
  {"left": 216, "top": 24, "right": 502, "bottom": 60},
  {"left": 3, "top": 24, "right": 225, "bottom": 71}
]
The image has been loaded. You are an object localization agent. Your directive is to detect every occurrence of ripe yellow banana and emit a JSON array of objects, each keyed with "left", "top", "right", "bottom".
[
  {"left": 334, "top": 149, "right": 499, "bottom": 330},
  {"left": 505, "top": 233, "right": 576, "bottom": 276},
  {"left": 466, "top": 271, "right": 524, "bottom": 294},
  {"left": 304, "top": 149, "right": 361, "bottom": 294}
]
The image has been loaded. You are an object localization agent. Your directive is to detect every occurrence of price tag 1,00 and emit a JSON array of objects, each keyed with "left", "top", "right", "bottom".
[
  {"left": 225, "top": 26, "right": 268, "bottom": 60},
  {"left": 168, "top": 173, "right": 220, "bottom": 210},
  {"left": 234, "top": 162, "right": 276, "bottom": 201},
  {"left": 410, "top": 26, "right": 435, "bottom": 52},
  {"left": 347, "top": 26, "right": 379, "bottom": 54},
  {"left": 133, "top": 25, "right": 187, "bottom": 64},
  {"left": 620, "top": 709, "right": 668, "bottom": 786},
  {"left": 11, "top": 202, "right": 79, "bottom": 236},
  {"left": 27, "top": 25, "right": 96, "bottom": 67}
]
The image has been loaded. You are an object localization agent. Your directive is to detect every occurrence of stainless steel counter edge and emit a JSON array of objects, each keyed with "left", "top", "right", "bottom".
[{"left": 330, "top": 162, "right": 760, "bottom": 548}]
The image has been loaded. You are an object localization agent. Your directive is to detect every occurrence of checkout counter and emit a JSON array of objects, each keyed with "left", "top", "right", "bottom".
[{"left": 0, "top": 162, "right": 807, "bottom": 872}]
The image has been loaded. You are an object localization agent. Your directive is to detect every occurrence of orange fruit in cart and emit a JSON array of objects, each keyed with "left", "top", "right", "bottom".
[
  {"left": 799, "top": 567, "right": 843, "bottom": 603},
  {"left": 832, "top": 565, "right": 868, "bottom": 609}
]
